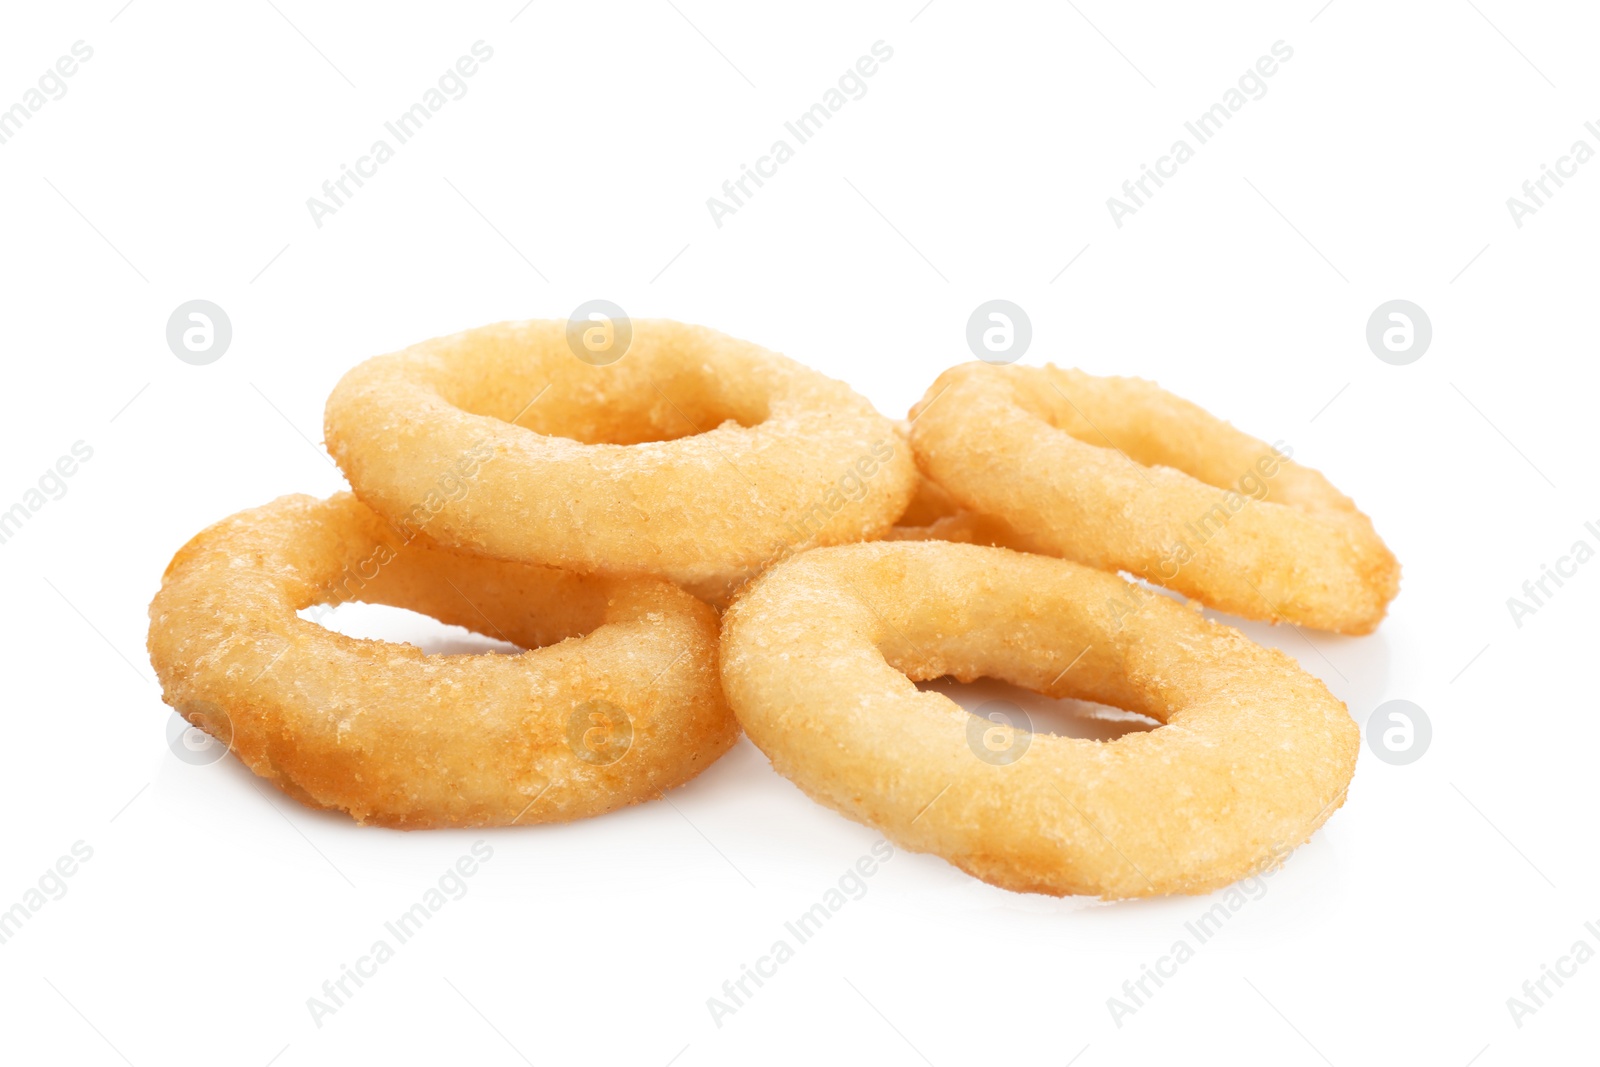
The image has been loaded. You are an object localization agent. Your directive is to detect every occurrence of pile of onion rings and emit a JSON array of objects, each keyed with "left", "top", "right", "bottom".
[{"left": 149, "top": 317, "right": 1397, "bottom": 898}]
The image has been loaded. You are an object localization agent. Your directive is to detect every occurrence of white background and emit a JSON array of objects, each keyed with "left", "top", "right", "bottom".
[{"left": 1, "top": 1, "right": 1595, "bottom": 1063}]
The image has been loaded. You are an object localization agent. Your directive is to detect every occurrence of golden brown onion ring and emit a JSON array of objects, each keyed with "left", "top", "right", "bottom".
[
  {"left": 909, "top": 363, "right": 1399, "bottom": 634},
  {"left": 720, "top": 540, "right": 1358, "bottom": 898},
  {"left": 147, "top": 493, "right": 737, "bottom": 828},
  {"left": 324, "top": 319, "right": 916, "bottom": 603}
]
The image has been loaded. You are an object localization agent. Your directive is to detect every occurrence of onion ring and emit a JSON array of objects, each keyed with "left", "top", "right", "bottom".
[
  {"left": 719, "top": 540, "right": 1358, "bottom": 898},
  {"left": 324, "top": 319, "right": 916, "bottom": 603},
  {"left": 908, "top": 363, "right": 1399, "bottom": 633},
  {"left": 147, "top": 492, "right": 737, "bottom": 828}
]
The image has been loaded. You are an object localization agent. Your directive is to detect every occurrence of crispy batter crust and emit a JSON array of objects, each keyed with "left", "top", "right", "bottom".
[
  {"left": 884, "top": 471, "right": 1029, "bottom": 549},
  {"left": 324, "top": 319, "right": 916, "bottom": 604},
  {"left": 908, "top": 363, "right": 1400, "bottom": 634},
  {"left": 720, "top": 540, "right": 1358, "bottom": 898},
  {"left": 148, "top": 493, "right": 737, "bottom": 828}
]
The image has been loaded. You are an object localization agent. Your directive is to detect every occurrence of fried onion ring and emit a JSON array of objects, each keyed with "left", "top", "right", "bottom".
[
  {"left": 147, "top": 492, "right": 737, "bottom": 829},
  {"left": 908, "top": 363, "right": 1399, "bottom": 634},
  {"left": 720, "top": 540, "right": 1358, "bottom": 898},
  {"left": 324, "top": 319, "right": 916, "bottom": 603}
]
